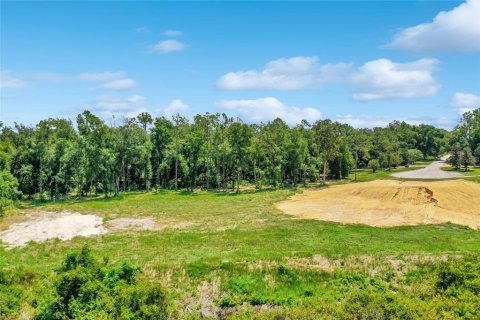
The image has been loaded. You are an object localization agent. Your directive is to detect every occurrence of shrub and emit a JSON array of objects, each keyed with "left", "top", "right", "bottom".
[
  {"left": 368, "top": 159, "right": 379, "bottom": 173},
  {"left": 36, "top": 246, "right": 167, "bottom": 320}
]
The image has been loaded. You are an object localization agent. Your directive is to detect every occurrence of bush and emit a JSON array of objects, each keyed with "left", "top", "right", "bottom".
[
  {"left": 0, "top": 169, "right": 19, "bottom": 216},
  {"left": 368, "top": 159, "right": 379, "bottom": 173},
  {"left": 36, "top": 246, "right": 167, "bottom": 320}
]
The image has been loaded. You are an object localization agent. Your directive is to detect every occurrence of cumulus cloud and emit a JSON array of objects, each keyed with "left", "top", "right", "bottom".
[
  {"left": 27, "top": 72, "right": 67, "bottom": 82},
  {"left": 77, "top": 71, "right": 127, "bottom": 82},
  {"left": 152, "top": 40, "right": 186, "bottom": 53},
  {"left": 385, "top": 0, "right": 480, "bottom": 53},
  {"left": 83, "top": 94, "right": 148, "bottom": 118},
  {"left": 451, "top": 92, "right": 480, "bottom": 115},
  {"left": 217, "top": 56, "right": 351, "bottom": 90},
  {"left": 162, "top": 99, "right": 189, "bottom": 117},
  {"left": 100, "top": 78, "right": 136, "bottom": 90},
  {"left": 77, "top": 71, "right": 136, "bottom": 90},
  {"left": 350, "top": 58, "right": 440, "bottom": 101},
  {"left": 334, "top": 114, "right": 453, "bottom": 129},
  {"left": 163, "top": 29, "right": 182, "bottom": 37},
  {"left": 0, "top": 71, "right": 28, "bottom": 88},
  {"left": 217, "top": 97, "right": 321, "bottom": 125}
]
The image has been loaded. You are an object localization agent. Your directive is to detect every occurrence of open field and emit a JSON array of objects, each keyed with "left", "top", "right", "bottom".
[{"left": 1, "top": 188, "right": 480, "bottom": 319}]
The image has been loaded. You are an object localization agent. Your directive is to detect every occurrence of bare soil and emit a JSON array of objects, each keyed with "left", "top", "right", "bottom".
[
  {"left": 0, "top": 211, "right": 106, "bottom": 248},
  {"left": 106, "top": 217, "right": 157, "bottom": 231},
  {"left": 276, "top": 180, "right": 480, "bottom": 229},
  {"left": 0, "top": 212, "right": 160, "bottom": 248}
]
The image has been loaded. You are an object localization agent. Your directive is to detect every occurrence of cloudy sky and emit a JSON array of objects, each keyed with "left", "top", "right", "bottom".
[{"left": 1, "top": 0, "right": 480, "bottom": 128}]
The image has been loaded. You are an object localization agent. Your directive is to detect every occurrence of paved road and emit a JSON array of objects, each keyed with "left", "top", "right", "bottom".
[{"left": 391, "top": 156, "right": 464, "bottom": 179}]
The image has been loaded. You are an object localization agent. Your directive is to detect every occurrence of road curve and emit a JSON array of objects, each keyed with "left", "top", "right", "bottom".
[{"left": 391, "top": 156, "right": 464, "bottom": 180}]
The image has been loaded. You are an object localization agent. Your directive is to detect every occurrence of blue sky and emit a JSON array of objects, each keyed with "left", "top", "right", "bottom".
[{"left": 1, "top": 0, "right": 480, "bottom": 128}]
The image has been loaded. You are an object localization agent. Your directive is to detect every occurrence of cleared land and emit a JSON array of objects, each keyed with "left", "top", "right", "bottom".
[
  {"left": 1, "top": 188, "right": 479, "bottom": 318},
  {"left": 0, "top": 212, "right": 158, "bottom": 248},
  {"left": 0, "top": 212, "right": 105, "bottom": 248},
  {"left": 277, "top": 179, "right": 480, "bottom": 229}
]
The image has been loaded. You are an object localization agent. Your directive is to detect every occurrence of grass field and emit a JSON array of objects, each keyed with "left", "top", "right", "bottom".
[
  {"left": 441, "top": 165, "right": 480, "bottom": 176},
  {"left": 1, "top": 187, "right": 479, "bottom": 319}
]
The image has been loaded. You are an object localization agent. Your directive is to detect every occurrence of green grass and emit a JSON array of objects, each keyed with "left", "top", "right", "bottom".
[
  {"left": 1, "top": 189, "right": 479, "bottom": 318},
  {"left": 441, "top": 165, "right": 480, "bottom": 176},
  {"left": 347, "top": 166, "right": 424, "bottom": 182}
]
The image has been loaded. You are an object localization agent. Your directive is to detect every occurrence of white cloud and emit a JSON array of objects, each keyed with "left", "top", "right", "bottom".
[
  {"left": 83, "top": 94, "right": 148, "bottom": 118},
  {"left": 385, "top": 0, "right": 480, "bottom": 53},
  {"left": 334, "top": 114, "right": 453, "bottom": 129},
  {"left": 217, "top": 56, "right": 351, "bottom": 90},
  {"left": 451, "top": 92, "right": 480, "bottom": 115},
  {"left": 77, "top": 71, "right": 127, "bottom": 82},
  {"left": 162, "top": 99, "right": 189, "bottom": 117},
  {"left": 350, "top": 58, "right": 439, "bottom": 101},
  {"left": 100, "top": 78, "right": 136, "bottom": 90},
  {"left": 164, "top": 29, "right": 182, "bottom": 37},
  {"left": 135, "top": 27, "right": 149, "bottom": 33},
  {"left": 77, "top": 71, "right": 136, "bottom": 90},
  {"left": 0, "top": 71, "right": 28, "bottom": 88},
  {"left": 28, "top": 72, "right": 67, "bottom": 82},
  {"left": 152, "top": 40, "right": 186, "bottom": 53},
  {"left": 217, "top": 97, "right": 321, "bottom": 125}
]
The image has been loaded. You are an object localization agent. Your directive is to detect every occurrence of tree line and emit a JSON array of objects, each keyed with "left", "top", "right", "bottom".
[{"left": 0, "top": 108, "right": 479, "bottom": 211}]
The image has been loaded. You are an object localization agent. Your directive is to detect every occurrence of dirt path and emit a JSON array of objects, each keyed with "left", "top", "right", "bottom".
[
  {"left": 276, "top": 179, "right": 480, "bottom": 229},
  {"left": 392, "top": 155, "right": 463, "bottom": 179}
]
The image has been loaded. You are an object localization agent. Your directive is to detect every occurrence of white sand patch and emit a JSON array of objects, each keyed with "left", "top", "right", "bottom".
[
  {"left": 106, "top": 217, "right": 156, "bottom": 231},
  {"left": 0, "top": 211, "right": 106, "bottom": 248}
]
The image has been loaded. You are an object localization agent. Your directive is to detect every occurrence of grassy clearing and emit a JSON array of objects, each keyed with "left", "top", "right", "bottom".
[
  {"left": 1, "top": 189, "right": 479, "bottom": 318},
  {"left": 441, "top": 165, "right": 480, "bottom": 176}
]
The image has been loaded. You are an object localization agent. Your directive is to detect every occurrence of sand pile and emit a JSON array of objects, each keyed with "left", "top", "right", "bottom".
[{"left": 276, "top": 180, "right": 480, "bottom": 229}]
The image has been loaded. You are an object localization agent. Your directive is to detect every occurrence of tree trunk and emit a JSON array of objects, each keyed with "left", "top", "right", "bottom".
[
  {"left": 175, "top": 157, "right": 178, "bottom": 190},
  {"left": 323, "top": 159, "right": 328, "bottom": 183},
  {"left": 355, "top": 150, "right": 358, "bottom": 182},
  {"left": 236, "top": 167, "right": 240, "bottom": 193}
]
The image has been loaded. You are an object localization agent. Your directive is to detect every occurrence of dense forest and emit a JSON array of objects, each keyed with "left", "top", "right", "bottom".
[{"left": 0, "top": 109, "right": 479, "bottom": 212}]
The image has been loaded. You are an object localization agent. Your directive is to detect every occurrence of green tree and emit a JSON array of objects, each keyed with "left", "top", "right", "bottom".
[
  {"left": 460, "top": 147, "right": 475, "bottom": 172},
  {"left": 314, "top": 120, "right": 338, "bottom": 183},
  {"left": 448, "top": 144, "right": 462, "bottom": 170},
  {"left": 228, "top": 121, "right": 252, "bottom": 192},
  {"left": 368, "top": 159, "right": 379, "bottom": 173}
]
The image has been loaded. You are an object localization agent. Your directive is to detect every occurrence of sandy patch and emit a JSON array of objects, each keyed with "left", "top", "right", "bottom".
[
  {"left": 106, "top": 217, "right": 156, "bottom": 231},
  {"left": 0, "top": 212, "right": 164, "bottom": 248},
  {"left": 276, "top": 180, "right": 480, "bottom": 229},
  {"left": 0, "top": 211, "right": 106, "bottom": 248}
]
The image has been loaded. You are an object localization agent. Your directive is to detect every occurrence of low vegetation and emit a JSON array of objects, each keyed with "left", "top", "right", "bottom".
[{"left": 1, "top": 189, "right": 480, "bottom": 319}]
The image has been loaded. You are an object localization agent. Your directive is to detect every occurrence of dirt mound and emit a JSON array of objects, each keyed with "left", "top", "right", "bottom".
[
  {"left": 276, "top": 180, "right": 480, "bottom": 229},
  {"left": 350, "top": 185, "right": 438, "bottom": 205}
]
